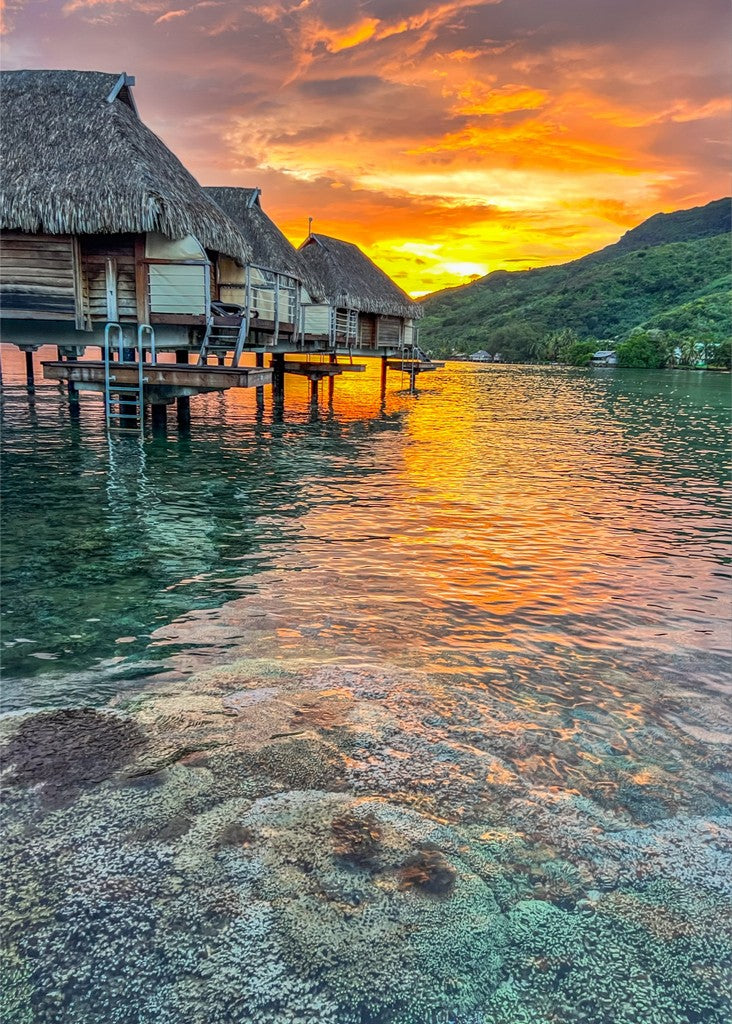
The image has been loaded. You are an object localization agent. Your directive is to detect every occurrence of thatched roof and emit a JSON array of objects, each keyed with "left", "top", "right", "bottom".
[
  {"left": 205, "top": 186, "right": 304, "bottom": 278},
  {"left": 0, "top": 70, "right": 251, "bottom": 264},
  {"left": 299, "top": 234, "right": 421, "bottom": 318}
]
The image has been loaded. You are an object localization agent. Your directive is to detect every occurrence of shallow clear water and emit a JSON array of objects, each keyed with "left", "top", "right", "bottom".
[{"left": 1, "top": 345, "right": 731, "bottom": 1023}]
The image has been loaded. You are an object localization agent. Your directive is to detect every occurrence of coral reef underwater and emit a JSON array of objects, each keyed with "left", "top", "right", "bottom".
[{"left": 1, "top": 656, "right": 731, "bottom": 1023}]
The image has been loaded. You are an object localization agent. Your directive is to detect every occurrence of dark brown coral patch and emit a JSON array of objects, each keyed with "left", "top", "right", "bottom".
[
  {"left": 398, "top": 847, "right": 457, "bottom": 896},
  {"left": 216, "top": 822, "right": 256, "bottom": 849},
  {"left": 1, "top": 708, "right": 146, "bottom": 807}
]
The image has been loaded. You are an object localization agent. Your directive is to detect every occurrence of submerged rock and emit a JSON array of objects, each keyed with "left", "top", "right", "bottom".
[
  {"left": 331, "top": 808, "right": 383, "bottom": 867},
  {"left": 398, "top": 847, "right": 458, "bottom": 895},
  {"left": 1, "top": 708, "right": 145, "bottom": 807}
]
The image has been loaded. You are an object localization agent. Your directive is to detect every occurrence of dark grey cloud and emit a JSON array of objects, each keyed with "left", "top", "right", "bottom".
[{"left": 298, "top": 75, "right": 383, "bottom": 98}]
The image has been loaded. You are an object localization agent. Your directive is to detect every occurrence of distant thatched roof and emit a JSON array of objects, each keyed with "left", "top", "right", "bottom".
[
  {"left": 299, "top": 234, "right": 421, "bottom": 318},
  {"left": 205, "top": 186, "right": 306, "bottom": 279},
  {"left": 0, "top": 70, "right": 251, "bottom": 264}
]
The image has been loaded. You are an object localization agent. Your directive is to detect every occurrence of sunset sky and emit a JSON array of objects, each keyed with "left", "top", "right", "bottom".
[{"left": 3, "top": 0, "right": 730, "bottom": 295}]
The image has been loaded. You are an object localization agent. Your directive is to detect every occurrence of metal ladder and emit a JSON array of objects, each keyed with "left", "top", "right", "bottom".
[
  {"left": 197, "top": 311, "right": 248, "bottom": 367},
  {"left": 397, "top": 334, "right": 418, "bottom": 391},
  {"left": 104, "top": 323, "right": 154, "bottom": 432}
]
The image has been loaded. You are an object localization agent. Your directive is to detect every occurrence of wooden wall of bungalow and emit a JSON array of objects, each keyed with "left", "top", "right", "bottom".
[
  {"left": 0, "top": 230, "right": 416, "bottom": 355},
  {"left": 216, "top": 257, "right": 300, "bottom": 345},
  {"left": 299, "top": 294, "right": 417, "bottom": 352},
  {"left": 0, "top": 229, "right": 249, "bottom": 346}
]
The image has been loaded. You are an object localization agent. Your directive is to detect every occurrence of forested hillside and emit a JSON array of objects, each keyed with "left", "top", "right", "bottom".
[{"left": 419, "top": 199, "right": 731, "bottom": 363}]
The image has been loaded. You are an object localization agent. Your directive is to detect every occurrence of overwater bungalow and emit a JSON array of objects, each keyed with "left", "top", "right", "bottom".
[
  {"left": 297, "top": 233, "right": 422, "bottom": 357},
  {"left": 0, "top": 70, "right": 252, "bottom": 359},
  {"left": 203, "top": 186, "right": 312, "bottom": 351}
]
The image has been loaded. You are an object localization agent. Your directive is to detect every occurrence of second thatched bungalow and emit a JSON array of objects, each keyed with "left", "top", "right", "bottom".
[
  {"left": 204, "top": 186, "right": 314, "bottom": 349},
  {"left": 0, "top": 70, "right": 252, "bottom": 357},
  {"left": 297, "top": 234, "right": 422, "bottom": 357}
]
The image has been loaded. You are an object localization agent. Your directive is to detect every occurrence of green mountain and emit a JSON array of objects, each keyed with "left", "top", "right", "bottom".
[{"left": 419, "top": 199, "right": 731, "bottom": 361}]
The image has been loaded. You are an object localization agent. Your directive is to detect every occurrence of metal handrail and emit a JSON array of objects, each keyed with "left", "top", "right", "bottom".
[
  {"left": 103, "top": 322, "right": 124, "bottom": 425},
  {"left": 138, "top": 323, "right": 156, "bottom": 365}
]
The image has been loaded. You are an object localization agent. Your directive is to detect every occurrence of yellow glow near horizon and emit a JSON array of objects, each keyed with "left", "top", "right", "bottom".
[{"left": 4, "top": 0, "right": 728, "bottom": 298}]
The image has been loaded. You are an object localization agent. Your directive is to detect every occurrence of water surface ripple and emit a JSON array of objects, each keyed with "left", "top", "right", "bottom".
[{"left": 1, "top": 349, "right": 730, "bottom": 1024}]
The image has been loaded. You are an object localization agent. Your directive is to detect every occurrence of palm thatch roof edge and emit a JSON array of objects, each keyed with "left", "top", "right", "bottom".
[{"left": 0, "top": 70, "right": 251, "bottom": 264}]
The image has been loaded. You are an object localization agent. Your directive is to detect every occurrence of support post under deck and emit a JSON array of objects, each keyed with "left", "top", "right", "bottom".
[
  {"left": 69, "top": 382, "right": 80, "bottom": 419},
  {"left": 328, "top": 353, "right": 337, "bottom": 405},
  {"left": 272, "top": 353, "right": 285, "bottom": 406},
  {"left": 25, "top": 351, "right": 35, "bottom": 387},
  {"left": 177, "top": 397, "right": 191, "bottom": 429},
  {"left": 255, "top": 351, "right": 265, "bottom": 411},
  {"left": 57, "top": 347, "right": 80, "bottom": 415},
  {"left": 380, "top": 356, "right": 387, "bottom": 399},
  {"left": 175, "top": 350, "right": 191, "bottom": 428},
  {"left": 151, "top": 403, "right": 167, "bottom": 432}
]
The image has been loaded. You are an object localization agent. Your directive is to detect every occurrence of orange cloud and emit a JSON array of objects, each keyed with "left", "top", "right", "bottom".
[
  {"left": 453, "top": 82, "right": 549, "bottom": 116},
  {"left": 4, "top": 0, "right": 730, "bottom": 295},
  {"left": 325, "top": 16, "right": 380, "bottom": 52},
  {"left": 155, "top": 8, "right": 186, "bottom": 24}
]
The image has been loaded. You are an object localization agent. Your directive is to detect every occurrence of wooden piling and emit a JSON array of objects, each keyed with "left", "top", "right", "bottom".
[
  {"left": 176, "top": 397, "right": 191, "bottom": 429},
  {"left": 55, "top": 347, "right": 81, "bottom": 411},
  {"left": 255, "top": 351, "right": 265, "bottom": 411},
  {"left": 328, "top": 353, "right": 336, "bottom": 404},
  {"left": 25, "top": 350, "right": 35, "bottom": 386},
  {"left": 380, "top": 356, "right": 387, "bottom": 399},
  {"left": 173, "top": 351, "right": 191, "bottom": 428},
  {"left": 272, "top": 353, "right": 285, "bottom": 405},
  {"left": 151, "top": 403, "right": 167, "bottom": 431}
]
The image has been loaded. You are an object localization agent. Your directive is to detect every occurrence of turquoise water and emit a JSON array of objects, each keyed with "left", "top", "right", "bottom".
[{"left": 1, "top": 345, "right": 731, "bottom": 1023}]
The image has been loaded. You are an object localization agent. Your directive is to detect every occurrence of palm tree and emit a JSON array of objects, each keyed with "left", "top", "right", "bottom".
[
  {"left": 527, "top": 336, "right": 548, "bottom": 362},
  {"left": 679, "top": 337, "right": 698, "bottom": 367}
]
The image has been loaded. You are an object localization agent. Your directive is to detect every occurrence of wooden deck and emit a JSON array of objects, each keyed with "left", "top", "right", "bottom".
[
  {"left": 42, "top": 360, "right": 272, "bottom": 402},
  {"left": 386, "top": 359, "right": 444, "bottom": 374},
  {"left": 283, "top": 361, "right": 366, "bottom": 380}
]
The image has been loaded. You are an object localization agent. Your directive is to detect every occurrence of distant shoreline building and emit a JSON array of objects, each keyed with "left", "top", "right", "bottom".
[{"left": 590, "top": 349, "right": 617, "bottom": 366}]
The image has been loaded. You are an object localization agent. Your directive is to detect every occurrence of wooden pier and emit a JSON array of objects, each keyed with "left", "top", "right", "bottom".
[
  {"left": 0, "top": 73, "right": 442, "bottom": 436},
  {"left": 283, "top": 361, "right": 366, "bottom": 380},
  {"left": 42, "top": 359, "right": 271, "bottom": 402},
  {"left": 386, "top": 358, "right": 444, "bottom": 374}
]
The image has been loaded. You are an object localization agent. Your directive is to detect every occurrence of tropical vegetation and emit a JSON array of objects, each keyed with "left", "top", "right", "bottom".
[{"left": 419, "top": 198, "right": 731, "bottom": 368}]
